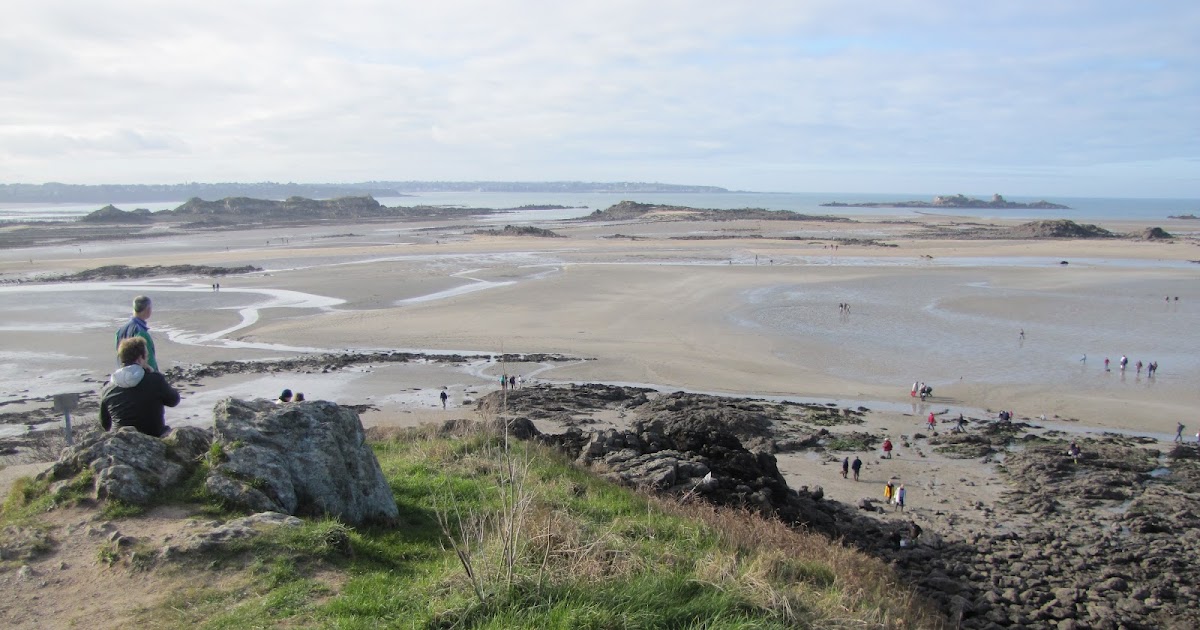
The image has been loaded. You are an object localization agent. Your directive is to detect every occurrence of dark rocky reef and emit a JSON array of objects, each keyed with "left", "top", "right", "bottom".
[
  {"left": 472, "top": 384, "right": 1200, "bottom": 629},
  {"left": 50, "top": 264, "right": 263, "bottom": 282},
  {"left": 823, "top": 193, "right": 1070, "bottom": 210}
]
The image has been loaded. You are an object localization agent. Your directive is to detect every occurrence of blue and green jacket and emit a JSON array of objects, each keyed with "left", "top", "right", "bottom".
[{"left": 115, "top": 316, "right": 158, "bottom": 372}]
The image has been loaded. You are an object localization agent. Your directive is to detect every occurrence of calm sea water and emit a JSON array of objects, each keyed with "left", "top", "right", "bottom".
[{"left": 2, "top": 192, "right": 1197, "bottom": 223}]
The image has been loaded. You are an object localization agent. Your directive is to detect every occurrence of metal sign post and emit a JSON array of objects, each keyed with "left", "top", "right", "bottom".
[{"left": 52, "top": 393, "right": 79, "bottom": 446}]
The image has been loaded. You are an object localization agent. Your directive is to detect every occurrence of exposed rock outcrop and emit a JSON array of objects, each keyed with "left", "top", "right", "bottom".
[
  {"left": 1139, "top": 226, "right": 1173, "bottom": 240},
  {"left": 584, "top": 200, "right": 847, "bottom": 222},
  {"left": 1007, "top": 220, "right": 1115, "bottom": 239},
  {"left": 80, "top": 205, "right": 154, "bottom": 223},
  {"left": 205, "top": 398, "right": 398, "bottom": 526},
  {"left": 38, "top": 426, "right": 211, "bottom": 504}
]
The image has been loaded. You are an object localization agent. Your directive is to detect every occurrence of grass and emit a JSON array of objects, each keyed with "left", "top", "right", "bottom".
[{"left": 2, "top": 422, "right": 947, "bottom": 629}]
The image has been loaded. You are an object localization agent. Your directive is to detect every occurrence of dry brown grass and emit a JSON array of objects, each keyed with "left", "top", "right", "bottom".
[{"left": 659, "top": 499, "right": 948, "bottom": 629}]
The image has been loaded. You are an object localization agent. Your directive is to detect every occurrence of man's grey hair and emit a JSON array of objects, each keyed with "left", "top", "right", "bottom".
[{"left": 133, "top": 295, "right": 152, "bottom": 315}]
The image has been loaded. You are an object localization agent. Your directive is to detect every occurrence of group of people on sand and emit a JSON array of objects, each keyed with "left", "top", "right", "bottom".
[
  {"left": 910, "top": 381, "right": 932, "bottom": 400},
  {"left": 499, "top": 374, "right": 524, "bottom": 390},
  {"left": 1100, "top": 355, "right": 1158, "bottom": 377}
]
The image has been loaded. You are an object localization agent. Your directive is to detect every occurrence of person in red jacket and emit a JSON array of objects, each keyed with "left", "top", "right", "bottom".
[{"left": 100, "top": 337, "right": 180, "bottom": 437}]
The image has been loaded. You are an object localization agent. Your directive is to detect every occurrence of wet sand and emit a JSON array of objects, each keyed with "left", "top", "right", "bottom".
[{"left": 1, "top": 213, "right": 1198, "bottom": 486}]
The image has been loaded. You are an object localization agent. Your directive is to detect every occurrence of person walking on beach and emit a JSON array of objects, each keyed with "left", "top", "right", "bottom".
[
  {"left": 116, "top": 295, "right": 159, "bottom": 372},
  {"left": 841, "top": 457, "right": 849, "bottom": 479},
  {"left": 882, "top": 438, "right": 893, "bottom": 459},
  {"left": 884, "top": 481, "right": 894, "bottom": 503},
  {"left": 1104, "top": 357, "right": 1110, "bottom": 371},
  {"left": 440, "top": 389, "right": 449, "bottom": 409},
  {"left": 911, "top": 381, "right": 918, "bottom": 398},
  {"left": 1120, "top": 355, "right": 1128, "bottom": 371},
  {"left": 895, "top": 484, "right": 906, "bottom": 512},
  {"left": 851, "top": 456, "right": 862, "bottom": 481},
  {"left": 927, "top": 412, "right": 936, "bottom": 431},
  {"left": 1019, "top": 328, "right": 1025, "bottom": 341},
  {"left": 1176, "top": 422, "right": 1185, "bottom": 443},
  {"left": 1136, "top": 360, "right": 1143, "bottom": 375}
]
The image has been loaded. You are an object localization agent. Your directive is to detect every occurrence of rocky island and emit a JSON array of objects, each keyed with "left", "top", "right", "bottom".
[{"left": 823, "top": 193, "right": 1069, "bottom": 210}]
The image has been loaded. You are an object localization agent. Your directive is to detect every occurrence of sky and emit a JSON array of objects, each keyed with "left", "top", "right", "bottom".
[{"left": 2, "top": 1, "right": 1198, "bottom": 197}]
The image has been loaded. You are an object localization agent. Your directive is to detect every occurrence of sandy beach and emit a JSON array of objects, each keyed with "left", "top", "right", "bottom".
[{"left": 1, "top": 210, "right": 1198, "bottom": 492}]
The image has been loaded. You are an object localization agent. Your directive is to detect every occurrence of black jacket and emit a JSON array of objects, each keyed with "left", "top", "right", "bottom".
[{"left": 99, "top": 365, "right": 180, "bottom": 437}]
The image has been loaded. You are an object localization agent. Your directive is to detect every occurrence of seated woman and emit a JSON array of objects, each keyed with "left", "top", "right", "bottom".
[{"left": 100, "top": 337, "right": 180, "bottom": 437}]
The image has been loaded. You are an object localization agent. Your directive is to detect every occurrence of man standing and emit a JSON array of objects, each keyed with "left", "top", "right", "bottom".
[
  {"left": 440, "top": 389, "right": 449, "bottom": 409},
  {"left": 116, "top": 295, "right": 158, "bottom": 372},
  {"left": 100, "top": 337, "right": 180, "bottom": 437},
  {"left": 1176, "top": 422, "right": 1185, "bottom": 443},
  {"left": 851, "top": 456, "right": 862, "bottom": 481}
]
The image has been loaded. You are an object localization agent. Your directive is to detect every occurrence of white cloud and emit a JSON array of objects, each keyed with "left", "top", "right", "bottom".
[{"left": 0, "top": 1, "right": 1196, "bottom": 196}]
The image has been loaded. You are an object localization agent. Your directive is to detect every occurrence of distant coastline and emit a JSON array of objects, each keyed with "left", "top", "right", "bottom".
[
  {"left": 822, "top": 193, "right": 1069, "bottom": 210},
  {"left": 0, "top": 181, "right": 728, "bottom": 204}
]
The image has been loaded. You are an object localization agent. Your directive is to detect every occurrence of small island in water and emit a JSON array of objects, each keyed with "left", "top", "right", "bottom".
[{"left": 822, "top": 193, "right": 1069, "bottom": 210}]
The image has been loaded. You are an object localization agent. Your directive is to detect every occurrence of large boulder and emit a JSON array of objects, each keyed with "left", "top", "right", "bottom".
[
  {"left": 39, "top": 426, "right": 211, "bottom": 504},
  {"left": 205, "top": 398, "right": 398, "bottom": 526}
]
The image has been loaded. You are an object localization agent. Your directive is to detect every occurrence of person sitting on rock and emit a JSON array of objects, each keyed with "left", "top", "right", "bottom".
[{"left": 100, "top": 337, "right": 180, "bottom": 438}]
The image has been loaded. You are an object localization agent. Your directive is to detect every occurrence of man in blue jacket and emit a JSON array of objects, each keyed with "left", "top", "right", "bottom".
[{"left": 116, "top": 295, "right": 158, "bottom": 372}]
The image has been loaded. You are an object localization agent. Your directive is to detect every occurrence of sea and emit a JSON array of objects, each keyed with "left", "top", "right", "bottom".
[{"left": 1, "top": 192, "right": 1197, "bottom": 223}]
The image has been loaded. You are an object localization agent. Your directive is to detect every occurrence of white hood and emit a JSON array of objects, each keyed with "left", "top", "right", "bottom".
[{"left": 111, "top": 364, "right": 145, "bottom": 388}]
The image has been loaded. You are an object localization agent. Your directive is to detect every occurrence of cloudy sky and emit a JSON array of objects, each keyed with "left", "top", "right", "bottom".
[{"left": 3, "top": 1, "right": 1197, "bottom": 197}]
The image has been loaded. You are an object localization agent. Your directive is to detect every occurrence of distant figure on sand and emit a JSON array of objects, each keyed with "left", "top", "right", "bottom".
[
  {"left": 911, "top": 381, "right": 918, "bottom": 398},
  {"left": 927, "top": 412, "right": 936, "bottom": 431},
  {"left": 1176, "top": 423, "right": 1184, "bottom": 443},
  {"left": 440, "top": 389, "right": 449, "bottom": 409},
  {"left": 1080, "top": 354, "right": 1086, "bottom": 363},
  {"left": 895, "top": 484, "right": 906, "bottom": 511},
  {"left": 882, "top": 438, "right": 893, "bottom": 459},
  {"left": 1019, "top": 329, "right": 1024, "bottom": 340},
  {"left": 884, "top": 481, "right": 894, "bottom": 502},
  {"left": 1104, "top": 357, "right": 1110, "bottom": 371},
  {"left": 851, "top": 456, "right": 862, "bottom": 481},
  {"left": 841, "top": 457, "right": 849, "bottom": 479},
  {"left": 1068, "top": 442, "right": 1082, "bottom": 463},
  {"left": 1136, "top": 360, "right": 1143, "bottom": 375},
  {"left": 1120, "top": 355, "right": 1128, "bottom": 371}
]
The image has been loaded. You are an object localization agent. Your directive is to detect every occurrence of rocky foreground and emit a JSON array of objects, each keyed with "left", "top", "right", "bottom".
[
  {"left": 8, "top": 378, "right": 1198, "bottom": 628},
  {"left": 484, "top": 384, "right": 1200, "bottom": 630}
]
